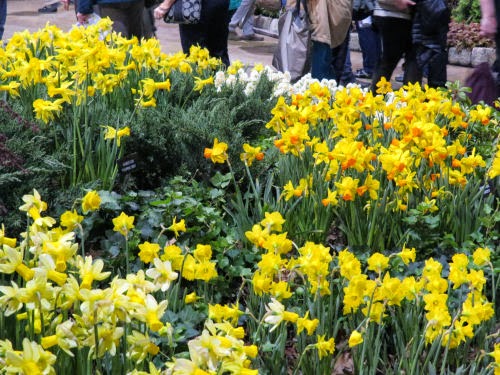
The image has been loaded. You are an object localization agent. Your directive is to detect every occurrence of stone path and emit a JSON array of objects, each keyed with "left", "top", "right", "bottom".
[{"left": 5, "top": 0, "right": 474, "bottom": 86}]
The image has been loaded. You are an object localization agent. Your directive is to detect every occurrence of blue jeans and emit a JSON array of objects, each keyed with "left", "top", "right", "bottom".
[
  {"left": 228, "top": 0, "right": 255, "bottom": 37},
  {"left": 0, "top": 0, "right": 6, "bottom": 40},
  {"left": 356, "top": 21, "right": 380, "bottom": 75},
  {"left": 311, "top": 32, "right": 350, "bottom": 82},
  {"left": 311, "top": 41, "right": 335, "bottom": 80}
]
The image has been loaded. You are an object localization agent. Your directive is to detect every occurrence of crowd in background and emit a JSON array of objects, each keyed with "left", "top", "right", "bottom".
[{"left": 0, "top": 0, "right": 499, "bottom": 94}]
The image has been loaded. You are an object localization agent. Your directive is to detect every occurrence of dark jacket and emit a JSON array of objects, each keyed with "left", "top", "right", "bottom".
[
  {"left": 78, "top": 0, "right": 142, "bottom": 15},
  {"left": 412, "top": 0, "right": 450, "bottom": 67}
]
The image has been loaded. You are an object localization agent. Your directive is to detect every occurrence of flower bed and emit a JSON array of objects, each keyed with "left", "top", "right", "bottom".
[{"left": 0, "top": 21, "right": 499, "bottom": 374}]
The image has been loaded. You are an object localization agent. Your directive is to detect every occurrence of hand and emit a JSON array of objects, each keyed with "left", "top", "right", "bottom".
[
  {"left": 153, "top": 0, "right": 175, "bottom": 19},
  {"left": 77, "top": 12, "right": 90, "bottom": 24},
  {"left": 393, "top": 0, "right": 415, "bottom": 10},
  {"left": 154, "top": 5, "right": 171, "bottom": 19},
  {"left": 481, "top": 16, "right": 497, "bottom": 39}
]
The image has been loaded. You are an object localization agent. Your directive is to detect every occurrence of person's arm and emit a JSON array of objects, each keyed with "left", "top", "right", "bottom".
[
  {"left": 153, "top": 0, "right": 176, "bottom": 19},
  {"left": 391, "top": 0, "right": 415, "bottom": 10},
  {"left": 480, "top": 0, "right": 497, "bottom": 38},
  {"left": 76, "top": 0, "right": 94, "bottom": 24}
]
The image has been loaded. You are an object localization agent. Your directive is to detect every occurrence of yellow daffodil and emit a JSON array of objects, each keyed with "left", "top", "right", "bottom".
[
  {"left": 103, "top": 125, "right": 131, "bottom": 147},
  {"left": 348, "top": 330, "right": 364, "bottom": 347},
  {"left": 0, "top": 224, "right": 17, "bottom": 248},
  {"left": 137, "top": 241, "right": 160, "bottom": 264},
  {"left": 193, "top": 76, "right": 214, "bottom": 92},
  {"left": 185, "top": 292, "right": 199, "bottom": 304},
  {"left": 204, "top": 138, "right": 228, "bottom": 164},
  {"left": 5, "top": 338, "right": 56, "bottom": 374},
  {"left": 315, "top": 334, "right": 335, "bottom": 359},
  {"left": 168, "top": 216, "right": 186, "bottom": 238},
  {"left": 472, "top": 247, "right": 491, "bottom": 266},
  {"left": 81, "top": 190, "right": 101, "bottom": 213},
  {"left": 77, "top": 255, "right": 111, "bottom": 289},
  {"left": 240, "top": 143, "right": 264, "bottom": 166},
  {"left": 112, "top": 212, "right": 135, "bottom": 237},
  {"left": 60, "top": 209, "right": 83, "bottom": 230}
]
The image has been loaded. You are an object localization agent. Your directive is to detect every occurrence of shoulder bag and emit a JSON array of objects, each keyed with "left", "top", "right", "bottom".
[
  {"left": 163, "top": 0, "right": 202, "bottom": 24},
  {"left": 272, "top": 0, "right": 311, "bottom": 82}
]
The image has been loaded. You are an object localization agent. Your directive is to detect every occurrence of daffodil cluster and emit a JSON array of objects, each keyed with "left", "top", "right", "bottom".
[
  {"left": 243, "top": 207, "right": 496, "bottom": 369},
  {"left": 0, "top": 190, "right": 218, "bottom": 373},
  {"left": 165, "top": 320, "right": 258, "bottom": 374},
  {"left": 261, "top": 79, "right": 498, "bottom": 249}
]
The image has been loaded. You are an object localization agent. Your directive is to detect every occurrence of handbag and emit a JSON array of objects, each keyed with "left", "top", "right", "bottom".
[
  {"left": 272, "top": 0, "right": 311, "bottom": 82},
  {"left": 465, "top": 62, "right": 499, "bottom": 107},
  {"left": 163, "top": 0, "right": 202, "bottom": 24}
]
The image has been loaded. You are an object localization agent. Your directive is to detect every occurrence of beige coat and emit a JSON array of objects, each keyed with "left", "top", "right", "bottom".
[{"left": 307, "top": 0, "right": 353, "bottom": 48}]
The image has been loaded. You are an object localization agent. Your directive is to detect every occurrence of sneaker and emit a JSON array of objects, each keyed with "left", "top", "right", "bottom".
[
  {"left": 38, "top": 3, "right": 59, "bottom": 13},
  {"left": 228, "top": 30, "right": 241, "bottom": 41},
  {"left": 240, "top": 34, "right": 264, "bottom": 41},
  {"left": 354, "top": 69, "right": 371, "bottom": 79}
]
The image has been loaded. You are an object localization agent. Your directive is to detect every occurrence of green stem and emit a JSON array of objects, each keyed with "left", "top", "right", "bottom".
[
  {"left": 292, "top": 345, "right": 312, "bottom": 375},
  {"left": 125, "top": 237, "right": 130, "bottom": 276}
]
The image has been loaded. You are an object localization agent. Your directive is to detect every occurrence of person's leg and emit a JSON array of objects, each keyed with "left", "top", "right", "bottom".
[
  {"left": 99, "top": 4, "right": 129, "bottom": 37},
  {"left": 400, "top": 20, "right": 422, "bottom": 85},
  {"left": 179, "top": 23, "right": 207, "bottom": 54},
  {"left": 143, "top": 6, "right": 156, "bottom": 39},
  {"left": 426, "top": 25, "right": 448, "bottom": 88},
  {"left": 180, "top": 0, "right": 230, "bottom": 66},
  {"left": 100, "top": 1, "right": 144, "bottom": 39},
  {"left": 311, "top": 41, "right": 334, "bottom": 80},
  {"left": 0, "top": 0, "right": 6, "bottom": 41},
  {"left": 371, "top": 17, "right": 413, "bottom": 90},
  {"left": 127, "top": 0, "right": 145, "bottom": 39},
  {"left": 356, "top": 19, "right": 380, "bottom": 76},
  {"left": 206, "top": 0, "right": 230, "bottom": 66},
  {"left": 333, "top": 28, "right": 354, "bottom": 84},
  {"left": 229, "top": 0, "right": 254, "bottom": 31}
]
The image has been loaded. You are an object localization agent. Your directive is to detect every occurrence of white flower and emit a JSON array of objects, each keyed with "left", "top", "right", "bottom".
[
  {"left": 263, "top": 297, "right": 285, "bottom": 332},
  {"left": 214, "top": 71, "right": 226, "bottom": 89},
  {"left": 146, "top": 258, "right": 178, "bottom": 292}
]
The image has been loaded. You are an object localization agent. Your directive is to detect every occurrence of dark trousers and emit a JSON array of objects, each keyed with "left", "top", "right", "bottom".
[
  {"left": 0, "top": 0, "right": 6, "bottom": 40},
  {"left": 426, "top": 51, "right": 447, "bottom": 88},
  {"left": 99, "top": 0, "right": 145, "bottom": 39},
  {"left": 179, "top": 0, "right": 230, "bottom": 67},
  {"left": 371, "top": 16, "right": 421, "bottom": 90}
]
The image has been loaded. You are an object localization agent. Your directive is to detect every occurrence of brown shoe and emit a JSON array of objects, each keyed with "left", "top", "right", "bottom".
[
  {"left": 240, "top": 34, "right": 264, "bottom": 41},
  {"left": 228, "top": 30, "right": 241, "bottom": 41}
]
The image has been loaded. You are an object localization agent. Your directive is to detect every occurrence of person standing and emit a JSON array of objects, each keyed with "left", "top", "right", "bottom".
[
  {"left": 307, "top": 0, "right": 353, "bottom": 81},
  {"left": 412, "top": 0, "right": 450, "bottom": 88},
  {"left": 154, "top": 0, "right": 231, "bottom": 67},
  {"left": 354, "top": 16, "right": 381, "bottom": 79},
  {"left": 77, "top": 0, "right": 145, "bottom": 39},
  {"left": 370, "top": 0, "right": 419, "bottom": 92},
  {"left": 228, "top": 0, "right": 264, "bottom": 41},
  {"left": 0, "top": 0, "right": 6, "bottom": 41},
  {"left": 480, "top": 0, "right": 500, "bottom": 71}
]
